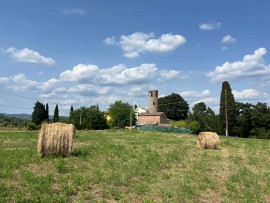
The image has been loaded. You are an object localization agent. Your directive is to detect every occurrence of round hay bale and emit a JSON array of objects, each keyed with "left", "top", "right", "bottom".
[
  {"left": 37, "top": 122, "right": 75, "bottom": 158},
  {"left": 198, "top": 132, "right": 220, "bottom": 149}
]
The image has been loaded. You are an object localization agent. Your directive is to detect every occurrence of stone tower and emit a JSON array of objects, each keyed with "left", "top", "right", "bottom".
[{"left": 148, "top": 90, "right": 158, "bottom": 113}]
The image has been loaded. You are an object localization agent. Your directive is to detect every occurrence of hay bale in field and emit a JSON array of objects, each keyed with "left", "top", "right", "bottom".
[
  {"left": 198, "top": 132, "right": 220, "bottom": 149},
  {"left": 38, "top": 122, "right": 75, "bottom": 158}
]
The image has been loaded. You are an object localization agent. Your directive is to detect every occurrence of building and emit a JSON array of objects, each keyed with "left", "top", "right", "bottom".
[
  {"left": 134, "top": 107, "right": 147, "bottom": 120},
  {"left": 137, "top": 90, "right": 167, "bottom": 125}
]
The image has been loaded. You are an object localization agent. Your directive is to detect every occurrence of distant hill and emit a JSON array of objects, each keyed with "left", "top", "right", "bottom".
[{"left": 1, "top": 113, "right": 32, "bottom": 120}]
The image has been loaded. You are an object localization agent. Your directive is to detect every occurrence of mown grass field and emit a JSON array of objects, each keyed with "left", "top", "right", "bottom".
[{"left": 1, "top": 130, "right": 270, "bottom": 202}]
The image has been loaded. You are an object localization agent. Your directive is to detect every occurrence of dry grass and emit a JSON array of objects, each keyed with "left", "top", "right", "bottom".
[
  {"left": 37, "top": 123, "right": 75, "bottom": 157},
  {"left": 198, "top": 132, "right": 220, "bottom": 149}
]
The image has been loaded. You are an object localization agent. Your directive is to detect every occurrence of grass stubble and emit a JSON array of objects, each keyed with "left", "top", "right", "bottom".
[{"left": 0, "top": 130, "right": 270, "bottom": 202}]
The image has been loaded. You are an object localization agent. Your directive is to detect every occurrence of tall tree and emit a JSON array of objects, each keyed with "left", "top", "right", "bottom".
[
  {"left": 71, "top": 106, "right": 108, "bottom": 130},
  {"left": 219, "top": 81, "right": 236, "bottom": 136},
  {"left": 53, "top": 104, "right": 60, "bottom": 122},
  {"left": 45, "top": 103, "right": 49, "bottom": 120},
  {"left": 234, "top": 102, "right": 253, "bottom": 138},
  {"left": 108, "top": 100, "right": 136, "bottom": 128},
  {"left": 158, "top": 93, "right": 189, "bottom": 120},
  {"left": 69, "top": 105, "right": 74, "bottom": 119},
  {"left": 32, "top": 101, "right": 47, "bottom": 125}
]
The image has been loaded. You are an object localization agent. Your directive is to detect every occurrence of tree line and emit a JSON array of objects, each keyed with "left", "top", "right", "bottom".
[{"left": 29, "top": 81, "right": 270, "bottom": 138}]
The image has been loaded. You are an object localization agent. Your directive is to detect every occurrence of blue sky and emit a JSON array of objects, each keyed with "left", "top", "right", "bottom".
[{"left": 1, "top": 0, "right": 270, "bottom": 116}]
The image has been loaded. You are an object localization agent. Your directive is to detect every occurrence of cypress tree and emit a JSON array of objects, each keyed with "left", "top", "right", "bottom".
[
  {"left": 45, "top": 103, "right": 49, "bottom": 120},
  {"left": 32, "top": 101, "right": 47, "bottom": 125},
  {"left": 219, "top": 81, "right": 236, "bottom": 136},
  {"left": 53, "top": 104, "right": 60, "bottom": 122},
  {"left": 70, "top": 105, "right": 73, "bottom": 116}
]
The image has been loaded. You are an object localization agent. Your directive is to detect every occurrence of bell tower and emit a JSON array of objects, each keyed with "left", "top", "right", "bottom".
[{"left": 148, "top": 90, "right": 158, "bottom": 113}]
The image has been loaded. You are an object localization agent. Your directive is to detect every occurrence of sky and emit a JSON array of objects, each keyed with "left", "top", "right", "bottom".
[{"left": 1, "top": 0, "right": 270, "bottom": 116}]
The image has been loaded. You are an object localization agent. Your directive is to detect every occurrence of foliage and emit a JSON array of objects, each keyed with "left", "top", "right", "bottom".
[
  {"left": 234, "top": 102, "right": 270, "bottom": 138},
  {"left": 192, "top": 102, "right": 218, "bottom": 132},
  {"left": 107, "top": 100, "right": 136, "bottom": 128},
  {"left": 0, "top": 114, "right": 28, "bottom": 129},
  {"left": 45, "top": 103, "right": 49, "bottom": 120},
  {"left": 69, "top": 105, "right": 73, "bottom": 120},
  {"left": 170, "top": 120, "right": 187, "bottom": 128},
  {"left": 53, "top": 104, "right": 60, "bottom": 123},
  {"left": 189, "top": 121, "right": 201, "bottom": 134},
  {"left": 27, "top": 122, "right": 39, "bottom": 130},
  {"left": 32, "top": 101, "right": 47, "bottom": 125},
  {"left": 219, "top": 81, "right": 236, "bottom": 136},
  {"left": 71, "top": 105, "right": 108, "bottom": 130},
  {"left": 158, "top": 93, "right": 189, "bottom": 120}
]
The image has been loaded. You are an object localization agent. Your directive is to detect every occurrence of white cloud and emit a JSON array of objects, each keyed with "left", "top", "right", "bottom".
[
  {"left": 103, "top": 37, "right": 118, "bottom": 46},
  {"left": 39, "top": 87, "right": 66, "bottom": 99},
  {"left": 0, "top": 73, "right": 59, "bottom": 92},
  {"left": 60, "top": 63, "right": 158, "bottom": 85},
  {"left": 5, "top": 47, "right": 55, "bottom": 65},
  {"left": 62, "top": 8, "right": 85, "bottom": 16},
  {"left": 221, "top": 35, "right": 236, "bottom": 44},
  {"left": 68, "top": 84, "right": 109, "bottom": 96},
  {"left": 180, "top": 90, "right": 211, "bottom": 98},
  {"left": 207, "top": 48, "right": 270, "bottom": 83},
  {"left": 159, "top": 70, "right": 189, "bottom": 80},
  {"left": 104, "top": 32, "right": 186, "bottom": 58},
  {"left": 199, "top": 22, "right": 221, "bottom": 30},
  {"left": 145, "top": 34, "right": 186, "bottom": 53},
  {"left": 41, "top": 78, "right": 60, "bottom": 92},
  {"left": 232, "top": 89, "right": 267, "bottom": 100},
  {"left": 180, "top": 90, "right": 218, "bottom": 110}
]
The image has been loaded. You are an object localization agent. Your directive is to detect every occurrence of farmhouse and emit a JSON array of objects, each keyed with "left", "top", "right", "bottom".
[{"left": 137, "top": 90, "right": 167, "bottom": 125}]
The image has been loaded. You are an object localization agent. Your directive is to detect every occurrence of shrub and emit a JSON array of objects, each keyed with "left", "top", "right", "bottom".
[
  {"left": 27, "top": 122, "right": 39, "bottom": 130},
  {"left": 189, "top": 121, "right": 201, "bottom": 134}
]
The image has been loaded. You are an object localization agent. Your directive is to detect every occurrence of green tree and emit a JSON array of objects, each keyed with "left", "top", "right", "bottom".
[
  {"left": 250, "top": 102, "right": 270, "bottom": 138},
  {"left": 45, "top": 103, "right": 49, "bottom": 120},
  {"left": 71, "top": 106, "right": 108, "bottom": 130},
  {"left": 192, "top": 102, "right": 218, "bottom": 132},
  {"left": 234, "top": 102, "right": 253, "bottom": 138},
  {"left": 32, "top": 101, "right": 47, "bottom": 125},
  {"left": 219, "top": 81, "right": 236, "bottom": 136},
  {"left": 69, "top": 105, "right": 74, "bottom": 120},
  {"left": 108, "top": 100, "right": 136, "bottom": 128},
  {"left": 53, "top": 104, "right": 60, "bottom": 122},
  {"left": 158, "top": 93, "right": 189, "bottom": 120}
]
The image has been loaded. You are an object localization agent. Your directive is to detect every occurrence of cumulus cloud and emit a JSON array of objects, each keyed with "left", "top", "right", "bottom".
[
  {"left": 159, "top": 70, "right": 189, "bottom": 80},
  {"left": 180, "top": 90, "right": 218, "bottom": 108},
  {"left": 180, "top": 90, "right": 211, "bottom": 98},
  {"left": 68, "top": 84, "right": 110, "bottom": 96},
  {"left": 207, "top": 48, "right": 270, "bottom": 83},
  {"left": 62, "top": 8, "right": 85, "bottom": 15},
  {"left": 104, "top": 32, "right": 186, "bottom": 58},
  {"left": 221, "top": 35, "right": 236, "bottom": 44},
  {"left": 39, "top": 87, "right": 66, "bottom": 99},
  {"left": 5, "top": 47, "right": 55, "bottom": 65},
  {"left": 0, "top": 73, "right": 59, "bottom": 92},
  {"left": 60, "top": 63, "right": 158, "bottom": 85},
  {"left": 232, "top": 89, "right": 267, "bottom": 100},
  {"left": 199, "top": 22, "right": 221, "bottom": 30}
]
